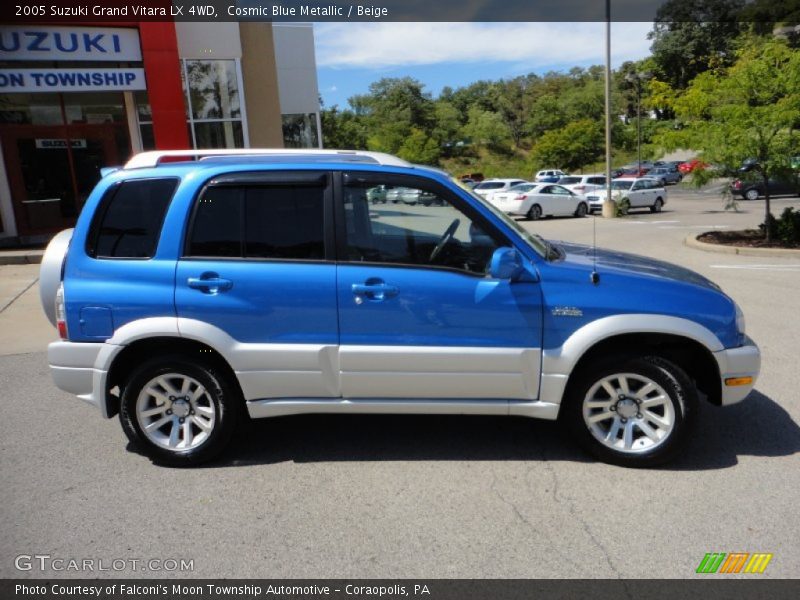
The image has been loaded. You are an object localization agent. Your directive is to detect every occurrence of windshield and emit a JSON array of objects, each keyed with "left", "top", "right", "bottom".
[
  {"left": 610, "top": 180, "right": 634, "bottom": 190},
  {"left": 558, "top": 177, "right": 581, "bottom": 184},
  {"left": 450, "top": 177, "right": 549, "bottom": 259},
  {"left": 474, "top": 181, "right": 505, "bottom": 190}
]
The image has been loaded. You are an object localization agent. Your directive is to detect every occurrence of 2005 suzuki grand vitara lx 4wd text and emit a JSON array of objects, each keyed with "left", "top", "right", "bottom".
[{"left": 39, "top": 149, "right": 760, "bottom": 467}]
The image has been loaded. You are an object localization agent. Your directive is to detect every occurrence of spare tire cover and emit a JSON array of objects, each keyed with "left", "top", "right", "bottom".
[{"left": 39, "top": 229, "right": 73, "bottom": 327}]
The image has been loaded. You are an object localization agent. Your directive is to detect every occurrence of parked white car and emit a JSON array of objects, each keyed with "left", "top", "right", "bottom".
[
  {"left": 556, "top": 174, "right": 606, "bottom": 197},
  {"left": 489, "top": 183, "right": 589, "bottom": 219},
  {"left": 586, "top": 178, "right": 667, "bottom": 213},
  {"left": 534, "top": 169, "right": 566, "bottom": 183},
  {"left": 472, "top": 179, "right": 528, "bottom": 202}
]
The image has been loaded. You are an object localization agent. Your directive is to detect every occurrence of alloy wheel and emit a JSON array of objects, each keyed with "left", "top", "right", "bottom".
[
  {"left": 135, "top": 373, "right": 216, "bottom": 451},
  {"left": 582, "top": 372, "right": 675, "bottom": 454}
]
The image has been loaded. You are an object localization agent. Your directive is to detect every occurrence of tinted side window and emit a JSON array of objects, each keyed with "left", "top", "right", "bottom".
[
  {"left": 188, "top": 186, "right": 243, "bottom": 257},
  {"left": 88, "top": 178, "right": 178, "bottom": 258},
  {"left": 245, "top": 186, "right": 324, "bottom": 260},
  {"left": 187, "top": 183, "right": 325, "bottom": 260}
]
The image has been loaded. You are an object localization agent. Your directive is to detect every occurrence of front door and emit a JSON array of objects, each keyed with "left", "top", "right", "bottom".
[
  {"left": 175, "top": 171, "right": 340, "bottom": 401},
  {"left": 336, "top": 172, "right": 543, "bottom": 401}
]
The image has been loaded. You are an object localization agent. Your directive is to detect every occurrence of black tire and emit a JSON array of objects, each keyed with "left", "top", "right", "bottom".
[
  {"left": 119, "top": 355, "right": 241, "bottom": 467},
  {"left": 650, "top": 197, "right": 664, "bottom": 213},
  {"left": 561, "top": 356, "right": 697, "bottom": 468},
  {"left": 745, "top": 188, "right": 759, "bottom": 201},
  {"left": 574, "top": 202, "right": 588, "bottom": 218},
  {"left": 527, "top": 204, "right": 542, "bottom": 220}
]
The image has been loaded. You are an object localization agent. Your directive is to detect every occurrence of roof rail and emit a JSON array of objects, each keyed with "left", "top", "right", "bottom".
[{"left": 123, "top": 149, "right": 411, "bottom": 170}]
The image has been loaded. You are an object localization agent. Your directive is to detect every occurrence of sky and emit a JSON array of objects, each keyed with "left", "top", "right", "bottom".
[{"left": 314, "top": 22, "right": 654, "bottom": 108}]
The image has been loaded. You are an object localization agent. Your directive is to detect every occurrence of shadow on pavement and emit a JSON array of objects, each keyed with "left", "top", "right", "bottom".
[
  {"left": 138, "top": 388, "right": 798, "bottom": 470},
  {"left": 667, "top": 390, "right": 800, "bottom": 471}
]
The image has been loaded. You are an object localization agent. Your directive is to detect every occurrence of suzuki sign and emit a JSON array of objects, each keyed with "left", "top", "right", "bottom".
[{"left": 0, "top": 26, "right": 142, "bottom": 62}]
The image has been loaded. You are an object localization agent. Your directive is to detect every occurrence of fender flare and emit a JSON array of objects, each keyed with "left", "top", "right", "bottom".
[{"left": 539, "top": 314, "right": 723, "bottom": 406}]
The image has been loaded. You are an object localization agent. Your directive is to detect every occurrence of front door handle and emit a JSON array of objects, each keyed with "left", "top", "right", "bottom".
[
  {"left": 187, "top": 272, "right": 233, "bottom": 294},
  {"left": 352, "top": 279, "right": 398, "bottom": 302}
]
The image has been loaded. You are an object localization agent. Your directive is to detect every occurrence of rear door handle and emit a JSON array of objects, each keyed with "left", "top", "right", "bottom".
[
  {"left": 352, "top": 279, "right": 398, "bottom": 302},
  {"left": 187, "top": 273, "right": 233, "bottom": 294}
]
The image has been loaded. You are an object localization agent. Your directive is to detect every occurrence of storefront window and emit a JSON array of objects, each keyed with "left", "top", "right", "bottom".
[
  {"left": 194, "top": 121, "right": 244, "bottom": 148},
  {"left": 64, "top": 93, "right": 126, "bottom": 124},
  {"left": 182, "top": 59, "right": 244, "bottom": 149},
  {"left": 0, "top": 93, "right": 63, "bottom": 125},
  {"left": 134, "top": 90, "right": 155, "bottom": 151},
  {"left": 282, "top": 113, "right": 319, "bottom": 148},
  {"left": 185, "top": 60, "right": 240, "bottom": 120}
]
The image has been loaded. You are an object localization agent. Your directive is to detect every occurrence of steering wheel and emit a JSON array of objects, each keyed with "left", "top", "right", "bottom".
[{"left": 429, "top": 218, "right": 460, "bottom": 262}]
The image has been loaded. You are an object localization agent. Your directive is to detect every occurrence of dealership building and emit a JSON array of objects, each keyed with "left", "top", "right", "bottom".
[{"left": 0, "top": 22, "right": 322, "bottom": 245}]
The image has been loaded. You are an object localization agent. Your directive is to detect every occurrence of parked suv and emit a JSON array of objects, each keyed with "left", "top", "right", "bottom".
[
  {"left": 586, "top": 178, "right": 668, "bottom": 213},
  {"left": 40, "top": 149, "right": 760, "bottom": 467},
  {"left": 556, "top": 174, "right": 606, "bottom": 196},
  {"left": 534, "top": 169, "right": 566, "bottom": 183},
  {"left": 730, "top": 177, "right": 799, "bottom": 201}
]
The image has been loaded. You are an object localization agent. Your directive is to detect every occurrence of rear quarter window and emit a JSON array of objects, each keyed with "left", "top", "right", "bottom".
[{"left": 86, "top": 178, "right": 178, "bottom": 259}]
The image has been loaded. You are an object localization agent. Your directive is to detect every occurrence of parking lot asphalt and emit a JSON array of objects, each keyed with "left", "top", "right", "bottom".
[{"left": 1, "top": 188, "right": 798, "bottom": 579}]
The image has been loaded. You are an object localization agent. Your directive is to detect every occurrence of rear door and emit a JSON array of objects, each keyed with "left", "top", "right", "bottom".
[
  {"left": 175, "top": 171, "right": 339, "bottom": 401},
  {"left": 335, "top": 171, "right": 543, "bottom": 401},
  {"left": 629, "top": 180, "right": 649, "bottom": 207}
]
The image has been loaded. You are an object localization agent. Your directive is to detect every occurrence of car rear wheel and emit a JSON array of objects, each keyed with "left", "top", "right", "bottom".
[
  {"left": 527, "top": 204, "right": 542, "bottom": 220},
  {"left": 745, "top": 189, "right": 760, "bottom": 201},
  {"left": 574, "top": 202, "right": 588, "bottom": 218},
  {"left": 119, "top": 355, "right": 241, "bottom": 467},
  {"left": 650, "top": 197, "right": 664, "bottom": 213},
  {"left": 562, "top": 356, "right": 696, "bottom": 467}
]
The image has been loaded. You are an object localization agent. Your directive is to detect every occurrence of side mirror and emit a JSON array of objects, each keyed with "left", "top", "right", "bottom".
[{"left": 490, "top": 247, "right": 523, "bottom": 280}]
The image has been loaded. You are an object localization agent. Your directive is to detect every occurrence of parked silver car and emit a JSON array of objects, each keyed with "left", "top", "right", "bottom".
[
  {"left": 386, "top": 186, "right": 439, "bottom": 206},
  {"left": 648, "top": 166, "right": 683, "bottom": 185}
]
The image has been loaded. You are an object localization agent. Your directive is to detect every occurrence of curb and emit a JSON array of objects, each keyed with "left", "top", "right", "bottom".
[
  {"left": 0, "top": 251, "right": 44, "bottom": 266},
  {"left": 684, "top": 234, "right": 800, "bottom": 257}
]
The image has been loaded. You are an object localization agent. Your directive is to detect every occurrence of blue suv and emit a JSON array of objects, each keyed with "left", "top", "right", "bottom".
[{"left": 39, "top": 149, "right": 760, "bottom": 467}]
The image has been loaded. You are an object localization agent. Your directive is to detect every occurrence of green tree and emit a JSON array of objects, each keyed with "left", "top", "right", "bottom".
[
  {"left": 320, "top": 105, "right": 368, "bottom": 149},
  {"left": 530, "top": 119, "right": 605, "bottom": 173},
  {"left": 432, "top": 101, "right": 463, "bottom": 148},
  {"left": 648, "top": 0, "right": 746, "bottom": 89},
  {"left": 397, "top": 128, "right": 441, "bottom": 165},
  {"left": 658, "top": 37, "right": 800, "bottom": 240},
  {"left": 463, "top": 106, "right": 512, "bottom": 149},
  {"left": 354, "top": 77, "right": 437, "bottom": 156}
]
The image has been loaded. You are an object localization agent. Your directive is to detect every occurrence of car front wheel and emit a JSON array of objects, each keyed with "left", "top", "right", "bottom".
[
  {"left": 745, "top": 189, "right": 760, "bottom": 201},
  {"left": 562, "top": 356, "right": 696, "bottom": 467},
  {"left": 574, "top": 202, "right": 588, "bottom": 217},
  {"left": 119, "top": 355, "right": 241, "bottom": 467}
]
